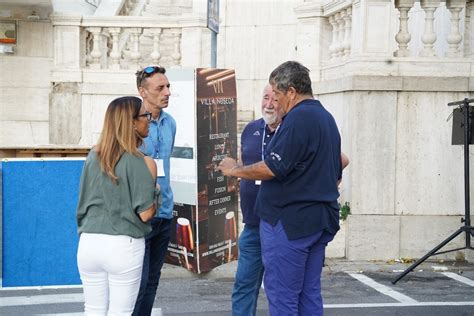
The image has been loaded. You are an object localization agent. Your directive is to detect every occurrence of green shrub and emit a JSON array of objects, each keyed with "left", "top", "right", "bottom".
[{"left": 339, "top": 201, "right": 351, "bottom": 221}]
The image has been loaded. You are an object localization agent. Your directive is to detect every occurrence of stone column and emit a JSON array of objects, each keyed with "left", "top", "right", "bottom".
[
  {"left": 343, "top": 7, "right": 352, "bottom": 58},
  {"left": 465, "top": 1, "right": 474, "bottom": 57},
  {"left": 129, "top": 27, "right": 143, "bottom": 69},
  {"left": 87, "top": 27, "right": 103, "bottom": 69},
  {"left": 49, "top": 83, "right": 82, "bottom": 144},
  {"left": 171, "top": 29, "right": 182, "bottom": 67},
  {"left": 394, "top": 0, "right": 415, "bottom": 57},
  {"left": 149, "top": 28, "right": 162, "bottom": 65},
  {"left": 420, "top": 0, "right": 441, "bottom": 57},
  {"left": 50, "top": 14, "right": 83, "bottom": 145},
  {"left": 446, "top": 0, "right": 467, "bottom": 57},
  {"left": 108, "top": 27, "right": 122, "bottom": 69},
  {"left": 50, "top": 14, "right": 83, "bottom": 82},
  {"left": 294, "top": 1, "right": 325, "bottom": 81}
]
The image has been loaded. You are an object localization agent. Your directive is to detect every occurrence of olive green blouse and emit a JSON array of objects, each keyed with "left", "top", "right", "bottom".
[{"left": 76, "top": 150, "right": 157, "bottom": 238}]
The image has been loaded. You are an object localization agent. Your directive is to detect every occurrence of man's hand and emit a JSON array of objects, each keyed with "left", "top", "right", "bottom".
[{"left": 218, "top": 157, "right": 238, "bottom": 176}]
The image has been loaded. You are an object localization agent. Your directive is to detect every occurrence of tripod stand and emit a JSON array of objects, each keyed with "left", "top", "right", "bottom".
[{"left": 392, "top": 98, "right": 474, "bottom": 284}]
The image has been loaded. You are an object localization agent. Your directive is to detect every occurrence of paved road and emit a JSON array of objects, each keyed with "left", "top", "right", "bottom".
[{"left": 1, "top": 261, "right": 473, "bottom": 315}]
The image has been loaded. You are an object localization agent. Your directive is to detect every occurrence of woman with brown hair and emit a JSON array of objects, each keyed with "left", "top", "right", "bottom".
[{"left": 76, "top": 96, "right": 160, "bottom": 315}]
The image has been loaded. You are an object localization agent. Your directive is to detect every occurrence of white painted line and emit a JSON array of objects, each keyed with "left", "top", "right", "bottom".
[
  {"left": 36, "top": 314, "right": 83, "bottom": 316},
  {"left": 0, "top": 293, "right": 83, "bottom": 307},
  {"left": 348, "top": 273, "right": 418, "bottom": 304},
  {"left": 442, "top": 272, "right": 474, "bottom": 287},
  {"left": 0, "top": 284, "right": 83, "bottom": 291},
  {"left": 36, "top": 308, "right": 163, "bottom": 316},
  {"left": 324, "top": 301, "right": 474, "bottom": 308}
]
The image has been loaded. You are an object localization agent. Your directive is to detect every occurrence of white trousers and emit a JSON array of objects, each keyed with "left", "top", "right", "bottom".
[{"left": 77, "top": 233, "right": 145, "bottom": 316}]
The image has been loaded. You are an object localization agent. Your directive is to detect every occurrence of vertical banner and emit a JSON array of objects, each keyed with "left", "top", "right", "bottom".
[
  {"left": 165, "top": 69, "right": 199, "bottom": 272},
  {"left": 165, "top": 68, "right": 238, "bottom": 273},
  {"left": 196, "top": 68, "right": 238, "bottom": 272}
]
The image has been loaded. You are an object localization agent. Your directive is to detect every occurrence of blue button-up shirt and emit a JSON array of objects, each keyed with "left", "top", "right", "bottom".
[{"left": 140, "top": 110, "right": 176, "bottom": 219}]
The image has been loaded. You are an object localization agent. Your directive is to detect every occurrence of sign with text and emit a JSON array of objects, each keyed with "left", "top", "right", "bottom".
[
  {"left": 207, "top": 0, "right": 220, "bottom": 33},
  {"left": 165, "top": 68, "right": 238, "bottom": 273}
]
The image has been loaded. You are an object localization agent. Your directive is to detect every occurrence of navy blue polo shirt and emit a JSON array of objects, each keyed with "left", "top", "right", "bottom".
[
  {"left": 240, "top": 118, "right": 276, "bottom": 226},
  {"left": 256, "top": 99, "right": 342, "bottom": 240}
]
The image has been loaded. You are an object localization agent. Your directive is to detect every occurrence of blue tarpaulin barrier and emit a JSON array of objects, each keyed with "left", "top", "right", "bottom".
[{"left": 1, "top": 159, "right": 85, "bottom": 287}]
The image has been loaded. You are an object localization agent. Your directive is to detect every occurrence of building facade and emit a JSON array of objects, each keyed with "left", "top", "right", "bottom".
[{"left": 0, "top": 0, "right": 473, "bottom": 261}]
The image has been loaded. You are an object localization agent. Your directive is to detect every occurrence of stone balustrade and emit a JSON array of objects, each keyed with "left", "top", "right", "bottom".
[
  {"left": 51, "top": 14, "right": 207, "bottom": 78},
  {"left": 323, "top": 0, "right": 353, "bottom": 60},
  {"left": 320, "top": 0, "right": 472, "bottom": 62},
  {"left": 394, "top": 0, "right": 469, "bottom": 58},
  {"left": 82, "top": 17, "right": 183, "bottom": 70}
]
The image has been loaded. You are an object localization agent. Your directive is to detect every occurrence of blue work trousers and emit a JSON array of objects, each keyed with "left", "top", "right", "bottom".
[
  {"left": 231, "top": 224, "right": 264, "bottom": 316},
  {"left": 133, "top": 218, "right": 171, "bottom": 316},
  {"left": 260, "top": 220, "right": 334, "bottom": 316}
]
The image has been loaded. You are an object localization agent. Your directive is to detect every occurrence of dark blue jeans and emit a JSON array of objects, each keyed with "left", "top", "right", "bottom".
[
  {"left": 133, "top": 218, "right": 171, "bottom": 316},
  {"left": 231, "top": 224, "right": 264, "bottom": 316}
]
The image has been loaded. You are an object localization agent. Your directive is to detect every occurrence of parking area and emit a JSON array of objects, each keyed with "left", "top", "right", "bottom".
[{"left": 0, "top": 260, "right": 473, "bottom": 315}]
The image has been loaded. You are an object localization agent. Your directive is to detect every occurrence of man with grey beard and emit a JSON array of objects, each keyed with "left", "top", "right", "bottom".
[{"left": 231, "top": 84, "right": 281, "bottom": 316}]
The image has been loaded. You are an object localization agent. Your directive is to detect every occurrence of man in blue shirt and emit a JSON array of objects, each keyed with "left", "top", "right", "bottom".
[
  {"left": 133, "top": 65, "right": 176, "bottom": 316},
  {"left": 219, "top": 61, "right": 343, "bottom": 315},
  {"left": 232, "top": 84, "right": 281, "bottom": 316}
]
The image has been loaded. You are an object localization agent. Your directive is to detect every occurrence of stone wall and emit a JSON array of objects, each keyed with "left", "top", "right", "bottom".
[{"left": 0, "top": 20, "right": 53, "bottom": 147}]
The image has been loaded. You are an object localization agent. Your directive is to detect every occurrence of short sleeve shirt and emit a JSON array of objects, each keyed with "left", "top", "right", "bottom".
[
  {"left": 76, "top": 150, "right": 156, "bottom": 238},
  {"left": 256, "top": 99, "right": 342, "bottom": 240}
]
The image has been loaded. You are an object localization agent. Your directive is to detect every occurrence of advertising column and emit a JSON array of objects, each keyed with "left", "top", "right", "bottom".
[
  {"left": 164, "top": 69, "right": 199, "bottom": 272},
  {"left": 196, "top": 68, "right": 238, "bottom": 272},
  {"left": 164, "top": 68, "right": 238, "bottom": 273}
]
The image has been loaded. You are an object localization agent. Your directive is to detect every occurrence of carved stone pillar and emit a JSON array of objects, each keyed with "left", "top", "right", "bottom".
[
  {"left": 446, "top": 0, "right": 466, "bottom": 57},
  {"left": 336, "top": 12, "right": 345, "bottom": 58},
  {"left": 129, "top": 28, "right": 143, "bottom": 69},
  {"left": 87, "top": 27, "right": 103, "bottom": 69},
  {"left": 420, "top": 0, "right": 440, "bottom": 57},
  {"left": 171, "top": 29, "right": 182, "bottom": 67},
  {"left": 343, "top": 7, "right": 352, "bottom": 57},
  {"left": 108, "top": 27, "right": 121, "bottom": 69},
  {"left": 149, "top": 28, "right": 162, "bottom": 65},
  {"left": 465, "top": 1, "right": 474, "bottom": 57},
  {"left": 329, "top": 15, "right": 339, "bottom": 59},
  {"left": 394, "top": 0, "right": 415, "bottom": 57}
]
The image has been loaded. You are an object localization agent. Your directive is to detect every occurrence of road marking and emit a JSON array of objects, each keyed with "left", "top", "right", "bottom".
[
  {"left": 0, "top": 293, "right": 83, "bottom": 307},
  {"left": 36, "top": 308, "right": 163, "bottom": 315},
  {"left": 442, "top": 272, "right": 474, "bottom": 287},
  {"left": 348, "top": 273, "right": 418, "bottom": 303},
  {"left": 324, "top": 301, "right": 474, "bottom": 308},
  {"left": 0, "top": 284, "right": 82, "bottom": 291}
]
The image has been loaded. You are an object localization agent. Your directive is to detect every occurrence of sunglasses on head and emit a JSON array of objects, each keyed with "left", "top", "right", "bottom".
[
  {"left": 137, "top": 65, "right": 165, "bottom": 87},
  {"left": 143, "top": 65, "right": 164, "bottom": 74},
  {"left": 135, "top": 111, "right": 152, "bottom": 122}
]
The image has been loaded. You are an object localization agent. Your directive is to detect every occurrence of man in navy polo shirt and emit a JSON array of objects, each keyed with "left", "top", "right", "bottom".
[
  {"left": 232, "top": 84, "right": 281, "bottom": 316},
  {"left": 219, "top": 61, "right": 343, "bottom": 315}
]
